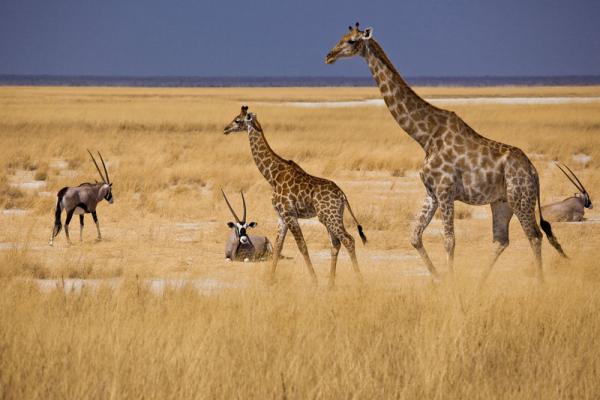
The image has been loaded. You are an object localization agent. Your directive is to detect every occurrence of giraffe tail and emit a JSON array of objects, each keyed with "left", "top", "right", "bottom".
[
  {"left": 343, "top": 194, "right": 367, "bottom": 245},
  {"left": 535, "top": 174, "right": 568, "bottom": 258}
]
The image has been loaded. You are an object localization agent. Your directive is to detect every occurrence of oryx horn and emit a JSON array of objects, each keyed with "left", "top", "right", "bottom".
[
  {"left": 97, "top": 151, "right": 110, "bottom": 184},
  {"left": 240, "top": 190, "right": 247, "bottom": 223},
  {"left": 556, "top": 162, "right": 588, "bottom": 194},
  {"left": 221, "top": 189, "right": 241, "bottom": 223},
  {"left": 87, "top": 150, "right": 107, "bottom": 183}
]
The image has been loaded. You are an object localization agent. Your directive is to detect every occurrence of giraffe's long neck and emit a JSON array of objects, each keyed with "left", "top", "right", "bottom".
[
  {"left": 364, "top": 40, "right": 439, "bottom": 150},
  {"left": 247, "top": 125, "right": 288, "bottom": 187}
]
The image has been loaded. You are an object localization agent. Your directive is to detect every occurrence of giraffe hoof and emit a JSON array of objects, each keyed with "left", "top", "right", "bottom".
[
  {"left": 244, "top": 258, "right": 250, "bottom": 263},
  {"left": 225, "top": 257, "right": 232, "bottom": 262}
]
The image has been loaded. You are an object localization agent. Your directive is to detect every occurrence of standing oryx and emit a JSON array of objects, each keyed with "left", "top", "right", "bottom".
[
  {"left": 49, "top": 150, "right": 114, "bottom": 245},
  {"left": 542, "top": 163, "right": 592, "bottom": 222},
  {"left": 222, "top": 189, "right": 273, "bottom": 262}
]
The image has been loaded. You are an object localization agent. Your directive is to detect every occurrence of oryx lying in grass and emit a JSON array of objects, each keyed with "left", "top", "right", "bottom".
[
  {"left": 542, "top": 163, "right": 592, "bottom": 222},
  {"left": 49, "top": 151, "right": 114, "bottom": 245},
  {"left": 222, "top": 189, "right": 273, "bottom": 262}
]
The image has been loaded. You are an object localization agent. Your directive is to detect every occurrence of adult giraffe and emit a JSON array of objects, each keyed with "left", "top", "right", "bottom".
[{"left": 326, "top": 23, "right": 567, "bottom": 283}]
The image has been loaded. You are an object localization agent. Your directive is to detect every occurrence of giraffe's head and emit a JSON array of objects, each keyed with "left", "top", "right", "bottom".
[
  {"left": 223, "top": 105, "right": 263, "bottom": 134},
  {"left": 325, "top": 22, "right": 373, "bottom": 64},
  {"left": 223, "top": 105, "right": 249, "bottom": 134}
]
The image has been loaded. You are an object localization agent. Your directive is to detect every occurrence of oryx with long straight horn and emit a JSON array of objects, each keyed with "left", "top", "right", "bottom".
[
  {"left": 542, "top": 162, "right": 592, "bottom": 222},
  {"left": 49, "top": 150, "right": 114, "bottom": 245},
  {"left": 222, "top": 189, "right": 273, "bottom": 262}
]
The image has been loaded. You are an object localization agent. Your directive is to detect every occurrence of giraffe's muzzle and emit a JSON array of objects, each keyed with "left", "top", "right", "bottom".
[{"left": 325, "top": 53, "right": 336, "bottom": 64}]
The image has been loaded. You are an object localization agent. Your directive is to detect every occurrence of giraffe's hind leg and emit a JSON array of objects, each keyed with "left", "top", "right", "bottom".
[
  {"left": 411, "top": 194, "right": 439, "bottom": 278},
  {"left": 508, "top": 189, "right": 544, "bottom": 284},
  {"left": 325, "top": 228, "right": 341, "bottom": 288},
  {"left": 338, "top": 229, "right": 362, "bottom": 282},
  {"left": 318, "top": 201, "right": 362, "bottom": 286},
  {"left": 479, "top": 201, "right": 513, "bottom": 287},
  {"left": 284, "top": 215, "right": 317, "bottom": 285}
]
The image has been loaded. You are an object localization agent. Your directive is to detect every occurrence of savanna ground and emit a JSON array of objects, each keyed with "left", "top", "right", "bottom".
[{"left": 1, "top": 85, "right": 599, "bottom": 398}]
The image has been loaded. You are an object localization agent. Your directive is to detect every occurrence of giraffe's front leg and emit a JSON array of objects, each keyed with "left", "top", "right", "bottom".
[
  {"left": 268, "top": 216, "right": 288, "bottom": 283},
  {"left": 438, "top": 192, "right": 456, "bottom": 275},
  {"left": 283, "top": 215, "right": 318, "bottom": 285},
  {"left": 479, "top": 201, "right": 513, "bottom": 289},
  {"left": 410, "top": 194, "right": 439, "bottom": 277}
]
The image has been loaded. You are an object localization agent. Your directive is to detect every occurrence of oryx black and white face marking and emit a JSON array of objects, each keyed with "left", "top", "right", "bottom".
[
  {"left": 576, "top": 192, "right": 593, "bottom": 209},
  {"left": 104, "top": 183, "right": 114, "bottom": 204},
  {"left": 227, "top": 221, "right": 257, "bottom": 245}
]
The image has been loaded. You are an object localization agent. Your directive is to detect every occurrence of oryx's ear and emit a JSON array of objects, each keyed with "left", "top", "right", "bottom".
[
  {"left": 109, "top": 183, "right": 113, "bottom": 187},
  {"left": 227, "top": 222, "right": 235, "bottom": 228},
  {"left": 248, "top": 222, "right": 257, "bottom": 228},
  {"left": 362, "top": 27, "right": 373, "bottom": 40}
]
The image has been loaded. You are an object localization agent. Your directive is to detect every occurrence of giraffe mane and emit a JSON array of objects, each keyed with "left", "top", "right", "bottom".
[{"left": 367, "top": 39, "right": 409, "bottom": 86}]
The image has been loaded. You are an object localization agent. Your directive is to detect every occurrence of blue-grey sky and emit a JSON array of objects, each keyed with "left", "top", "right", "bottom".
[{"left": 1, "top": 0, "right": 599, "bottom": 77}]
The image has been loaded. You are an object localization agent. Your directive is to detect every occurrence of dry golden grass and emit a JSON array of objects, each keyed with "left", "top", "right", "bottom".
[{"left": 0, "top": 86, "right": 599, "bottom": 398}]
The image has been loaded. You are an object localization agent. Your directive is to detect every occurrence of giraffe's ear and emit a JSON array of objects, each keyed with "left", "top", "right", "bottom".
[
  {"left": 244, "top": 113, "right": 253, "bottom": 122},
  {"left": 362, "top": 27, "right": 373, "bottom": 40}
]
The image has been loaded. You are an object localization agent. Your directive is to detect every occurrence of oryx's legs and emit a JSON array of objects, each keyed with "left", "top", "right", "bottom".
[
  {"left": 92, "top": 211, "right": 102, "bottom": 241},
  {"left": 284, "top": 216, "right": 317, "bottom": 285},
  {"left": 268, "top": 217, "right": 288, "bottom": 282},
  {"left": 49, "top": 218, "right": 60, "bottom": 246},
  {"left": 64, "top": 209, "right": 75, "bottom": 244},
  {"left": 411, "top": 194, "right": 439, "bottom": 277},
  {"left": 79, "top": 215, "right": 84, "bottom": 242},
  {"left": 479, "top": 201, "right": 513, "bottom": 287}
]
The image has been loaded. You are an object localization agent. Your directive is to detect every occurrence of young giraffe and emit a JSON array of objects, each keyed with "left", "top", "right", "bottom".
[
  {"left": 326, "top": 23, "right": 567, "bottom": 283},
  {"left": 223, "top": 106, "right": 367, "bottom": 286}
]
